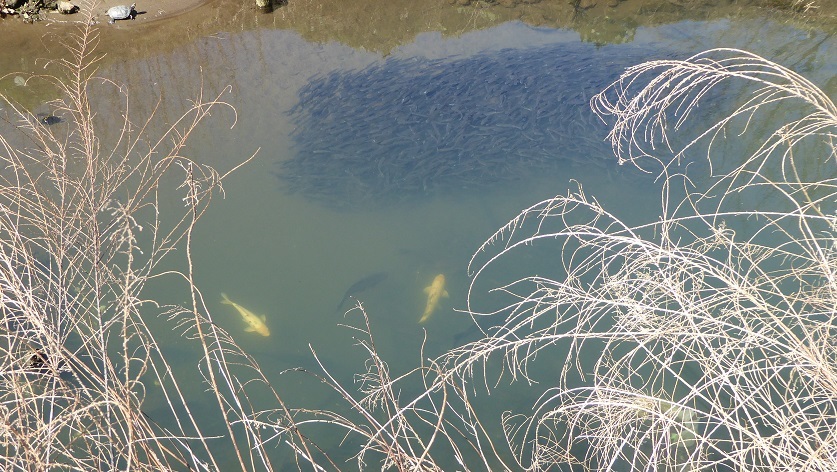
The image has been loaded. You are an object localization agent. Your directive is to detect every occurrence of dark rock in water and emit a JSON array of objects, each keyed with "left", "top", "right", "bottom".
[{"left": 283, "top": 42, "right": 675, "bottom": 208}]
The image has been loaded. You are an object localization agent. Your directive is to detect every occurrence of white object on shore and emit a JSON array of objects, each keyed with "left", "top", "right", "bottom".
[{"left": 107, "top": 3, "right": 135, "bottom": 24}]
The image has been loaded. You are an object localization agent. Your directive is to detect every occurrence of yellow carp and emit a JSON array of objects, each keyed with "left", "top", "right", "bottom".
[
  {"left": 221, "top": 293, "right": 270, "bottom": 337},
  {"left": 419, "top": 274, "right": 449, "bottom": 323}
]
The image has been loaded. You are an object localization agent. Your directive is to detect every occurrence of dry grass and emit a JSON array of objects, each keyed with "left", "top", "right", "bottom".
[
  {"left": 432, "top": 48, "right": 837, "bottom": 470},
  {"left": 230, "top": 48, "right": 837, "bottom": 471},
  {"left": 4, "top": 5, "right": 834, "bottom": 469},
  {"left": 258, "top": 48, "right": 837, "bottom": 471},
  {"left": 0, "top": 3, "right": 320, "bottom": 470},
  {"left": 266, "top": 302, "right": 516, "bottom": 471}
]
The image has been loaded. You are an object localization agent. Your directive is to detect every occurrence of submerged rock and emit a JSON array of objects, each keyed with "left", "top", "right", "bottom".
[{"left": 36, "top": 113, "right": 61, "bottom": 126}]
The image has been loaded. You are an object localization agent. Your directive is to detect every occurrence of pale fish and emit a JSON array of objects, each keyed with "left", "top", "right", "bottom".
[
  {"left": 419, "top": 274, "right": 449, "bottom": 324},
  {"left": 221, "top": 293, "right": 270, "bottom": 337}
]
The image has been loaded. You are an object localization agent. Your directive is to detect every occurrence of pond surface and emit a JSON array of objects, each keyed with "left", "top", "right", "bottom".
[{"left": 58, "top": 13, "right": 837, "bottom": 469}]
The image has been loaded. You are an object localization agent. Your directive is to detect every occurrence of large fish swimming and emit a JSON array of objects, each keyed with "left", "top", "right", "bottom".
[
  {"left": 335, "top": 272, "right": 388, "bottom": 312},
  {"left": 221, "top": 293, "right": 270, "bottom": 337},
  {"left": 419, "top": 274, "right": 449, "bottom": 324}
]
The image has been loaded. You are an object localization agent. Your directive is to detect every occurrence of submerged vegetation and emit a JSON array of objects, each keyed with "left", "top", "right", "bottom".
[{"left": 1, "top": 2, "right": 835, "bottom": 470}]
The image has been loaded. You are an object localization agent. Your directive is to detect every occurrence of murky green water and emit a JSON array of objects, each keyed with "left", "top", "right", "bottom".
[{"left": 78, "top": 16, "right": 837, "bottom": 469}]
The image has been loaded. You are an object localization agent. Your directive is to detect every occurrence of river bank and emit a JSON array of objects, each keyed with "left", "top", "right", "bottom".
[{"left": 1, "top": 0, "right": 834, "bottom": 108}]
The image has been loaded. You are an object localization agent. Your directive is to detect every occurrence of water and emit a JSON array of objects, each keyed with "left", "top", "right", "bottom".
[{"left": 23, "top": 13, "right": 837, "bottom": 470}]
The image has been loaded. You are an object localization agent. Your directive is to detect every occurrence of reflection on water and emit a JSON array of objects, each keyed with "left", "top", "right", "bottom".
[{"left": 91, "top": 18, "right": 835, "bottom": 468}]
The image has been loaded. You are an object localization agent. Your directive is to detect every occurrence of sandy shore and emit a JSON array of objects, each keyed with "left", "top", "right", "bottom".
[
  {"left": 34, "top": 0, "right": 207, "bottom": 25},
  {"left": 103, "top": 0, "right": 207, "bottom": 24},
  {"left": 1, "top": 0, "right": 833, "bottom": 111}
]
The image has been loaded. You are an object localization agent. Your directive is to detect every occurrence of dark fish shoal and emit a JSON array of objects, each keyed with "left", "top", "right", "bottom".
[{"left": 283, "top": 41, "right": 681, "bottom": 208}]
